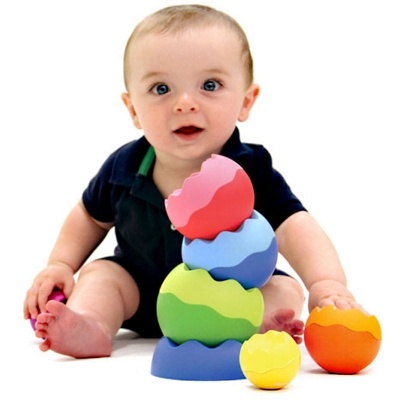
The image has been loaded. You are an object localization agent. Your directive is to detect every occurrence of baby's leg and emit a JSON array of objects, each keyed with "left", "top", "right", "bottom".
[
  {"left": 34, "top": 260, "right": 140, "bottom": 358},
  {"left": 260, "top": 274, "right": 305, "bottom": 344}
]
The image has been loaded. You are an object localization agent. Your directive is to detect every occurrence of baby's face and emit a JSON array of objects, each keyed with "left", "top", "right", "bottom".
[{"left": 123, "top": 25, "right": 258, "bottom": 164}]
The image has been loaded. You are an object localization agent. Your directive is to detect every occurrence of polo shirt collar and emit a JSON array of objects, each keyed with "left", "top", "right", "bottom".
[{"left": 110, "top": 127, "right": 251, "bottom": 205}]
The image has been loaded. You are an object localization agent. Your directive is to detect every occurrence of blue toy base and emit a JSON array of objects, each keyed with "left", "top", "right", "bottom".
[{"left": 151, "top": 337, "right": 245, "bottom": 381}]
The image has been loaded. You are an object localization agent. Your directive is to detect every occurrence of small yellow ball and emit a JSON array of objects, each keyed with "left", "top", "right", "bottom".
[{"left": 239, "top": 331, "right": 301, "bottom": 390}]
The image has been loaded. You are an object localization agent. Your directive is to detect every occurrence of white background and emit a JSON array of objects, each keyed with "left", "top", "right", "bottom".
[{"left": 0, "top": 0, "right": 398, "bottom": 398}]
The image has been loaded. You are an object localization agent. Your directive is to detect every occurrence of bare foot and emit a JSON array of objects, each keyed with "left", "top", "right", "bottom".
[
  {"left": 35, "top": 300, "right": 112, "bottom": 358},
  {"left": 260, "top": 308, "right": 304, "bottom": 344}
]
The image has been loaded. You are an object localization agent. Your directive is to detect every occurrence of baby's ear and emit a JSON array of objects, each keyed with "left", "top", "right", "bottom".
[
  {"left": 121, "top": 92, "right": 142, "bottom": 129},
  {"left": 238, "top": 84, "right": 260, "bottom": 122}
]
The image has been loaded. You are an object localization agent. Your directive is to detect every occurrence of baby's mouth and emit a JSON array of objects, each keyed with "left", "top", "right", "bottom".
[{"left": 173, "top": 126, "right": 203, "bottom": 135}]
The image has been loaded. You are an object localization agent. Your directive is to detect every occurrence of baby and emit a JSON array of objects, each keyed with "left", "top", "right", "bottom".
[{"left": 24, "top": 4, "right": 362, "bottom": 358}]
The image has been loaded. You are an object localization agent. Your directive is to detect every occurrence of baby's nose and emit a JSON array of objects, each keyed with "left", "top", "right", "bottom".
[{"left": 173, "top": 93, "right": 199, "bottom": 113}]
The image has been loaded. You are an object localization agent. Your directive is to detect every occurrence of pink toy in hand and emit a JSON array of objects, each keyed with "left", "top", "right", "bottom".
[{"left": 29, "top": 289, "right": 66, "bottom": 330}]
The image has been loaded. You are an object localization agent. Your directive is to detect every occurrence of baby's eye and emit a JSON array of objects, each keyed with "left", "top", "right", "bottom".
[
  {"left": 152, "top": 83, "right": 170, "bottom": 95},
  {"left": 202, "top": 80, "right": 221, "bottom": 92}
]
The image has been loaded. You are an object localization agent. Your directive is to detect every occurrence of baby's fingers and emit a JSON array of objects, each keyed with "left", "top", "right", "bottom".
[
  {"left": 319, "top": 296, "right": 369, "bottom": 315},
  {"left": 333, "top": 298, "right": 353, "bottom": 310},
  {"left": 334, "top": 299, "right": 369, "bottom": 315},
  {"left": 24, "top": 285, "right": 40, "bottom": 319},
  {"left": 37, "top": 282, "right": 57, "bottom": 313},
  {"left": 24, "top": 283, "right": 53, "bottom": 319},
  {"left": 60, "top": 278, "right": 75, "bottom": 299}
]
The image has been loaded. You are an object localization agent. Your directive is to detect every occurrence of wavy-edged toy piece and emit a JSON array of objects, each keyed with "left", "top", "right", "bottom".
[
  {"left": 165, "top": 154, "right": 254, "bottom": 240},
  {"left": 240, "top": 331, "right": 301, "bottom": 389},
  {"left": 305, "top": 306, "right": 381, "bottom": 339},
  {"left": 151, "top": 337, "right": 245, "bottom": 381},
  {"left": 157, "top": 292, "right": 261, "bottom": 346},
  {"left": 182, "top": 210, "right": 277, "bottom": 288},
  {"left": 304, "top": 306, "right": 382, "bottom": 374},
  {"left": 158, "top": 263, "right": 263, "bottom": 326}
]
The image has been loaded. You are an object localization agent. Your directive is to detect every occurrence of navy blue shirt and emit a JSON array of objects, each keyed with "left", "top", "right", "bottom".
[
  {"left": 82, "top": 128, "right": 306, "bottom": 335},
  {"left": 83, "top": 126, "right": 306, "bottom": 279}
]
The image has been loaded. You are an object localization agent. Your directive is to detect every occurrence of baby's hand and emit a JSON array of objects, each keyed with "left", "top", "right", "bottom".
[
  {"left": 23, "top": 264, "right": 75, "bottom": 320},
  {"left": 308, "top": 279, "right": 367, "bottom": 314},
  {"left": 318, "top": 295, "right": 366, "bottom": 313}
]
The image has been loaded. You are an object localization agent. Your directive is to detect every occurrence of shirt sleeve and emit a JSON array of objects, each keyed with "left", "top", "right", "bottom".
[
  {"left": 82, "top": 151, "right": 120, "bottom": 223},
  {"left": 249, "top": 146, "right": 307, "bottom": 231}
]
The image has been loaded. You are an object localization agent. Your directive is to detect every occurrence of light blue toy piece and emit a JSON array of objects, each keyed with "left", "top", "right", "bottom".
[{"left": 182, "top": 210, "right": 277, "bottom": 289}]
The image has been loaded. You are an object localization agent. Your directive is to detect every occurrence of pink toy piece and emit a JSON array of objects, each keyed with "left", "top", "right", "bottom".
[
  {"left": 165, "top": 154, "right": 254, "bottom": 240},
  {"left": 29, "top": 289, "right": 66, "bottom": 330}
]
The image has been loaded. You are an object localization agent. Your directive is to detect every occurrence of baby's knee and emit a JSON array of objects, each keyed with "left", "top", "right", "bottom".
[
  {"left": 77, "top": 260, "right": 102, "bottom": 278},
  {"left": 284, "top": 276, "right": 304, "bottom": 300},
  {"left": 265, "top": 274, "right": 305, "bottom": 302},
  {"left": 77, "top": 259, "right": 126, "bottom": 281}
]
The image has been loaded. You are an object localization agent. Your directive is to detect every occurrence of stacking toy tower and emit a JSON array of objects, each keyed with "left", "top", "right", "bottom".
[{"left": 151, "top": 154, "right": 278, "bottom": 380}]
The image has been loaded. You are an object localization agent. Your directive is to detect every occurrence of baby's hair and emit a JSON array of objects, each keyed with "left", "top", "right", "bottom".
[{"left": 123, "top": 4, "right": 254, "bottom": 89}]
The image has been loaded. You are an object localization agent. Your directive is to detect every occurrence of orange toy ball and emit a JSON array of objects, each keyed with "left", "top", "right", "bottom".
[{"left": 304, "top": 306, "right": 382, "bottom": 374}]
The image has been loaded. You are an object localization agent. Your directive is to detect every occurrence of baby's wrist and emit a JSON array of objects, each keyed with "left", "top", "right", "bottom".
[{"left": 46, "top": 262, "right": 75, "bottom": 275}]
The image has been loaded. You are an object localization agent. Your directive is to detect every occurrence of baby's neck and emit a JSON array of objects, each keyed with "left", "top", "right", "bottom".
[{"left": 152, "top": 159, "right": 200, "bottom": 199}]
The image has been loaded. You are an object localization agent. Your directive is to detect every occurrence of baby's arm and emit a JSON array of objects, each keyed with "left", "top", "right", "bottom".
[
  {"left": 275, "top": 211, "right": 361, "bottom": 312},
  {"left": 24, "top": 200, "right": 113, "bottom": 320}
]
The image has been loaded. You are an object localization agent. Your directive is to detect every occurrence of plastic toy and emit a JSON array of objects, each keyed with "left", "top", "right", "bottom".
[
  {"left": 156, "top": 263, "right": 263, "bottom": 346},
  {"left": 182, "top": 210, "right": 277, "bottom": 289},
  {"left": 152, "top": 154, "right": 278, "bottom": 381},
  {"left": 239, "top": 331, "right": 301, "bottom": 390},
  {"left": 29, "top": 289, "right": 66, "bottom": 330},
  {"left": 304, "top": 305, "right": 382, "bottom": 374},
  {"left": 151, "top": 337, "right": 245, "bottom": 380},
  {"left": 165, "top": 154, "right": 254, "bottom": 240}
]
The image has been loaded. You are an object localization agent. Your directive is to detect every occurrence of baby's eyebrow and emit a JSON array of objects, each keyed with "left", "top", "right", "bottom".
[
  {"left": 205, "top": 67, "right": 228, "bottom": 74},
  {"left": 140, "top": 71, "right": 164, "bottom": 83},
  {"left": 202, "top": 67, "right": 231, "bottom": 78}
]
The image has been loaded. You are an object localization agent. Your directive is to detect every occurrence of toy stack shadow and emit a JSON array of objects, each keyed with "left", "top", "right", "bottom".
[{"left": 151, "top": 154, "right": 278, "bottom": 380}]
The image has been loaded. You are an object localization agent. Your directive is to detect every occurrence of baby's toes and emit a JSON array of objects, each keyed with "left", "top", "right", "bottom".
[
  {"left": 34, "top": 327, "right": 47, "bottom": 339},
  {"left": 36, "top": 312, "right": 52, "bottom": 324},
  {"left": 293, "top": 335, "right": 303, "bottom": 344},
  {"left": 292, "top": 321, "right": 304, "bottom": 334},
  {"left": 39, "top": 338, "right": 51, "bottom": 352}
]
